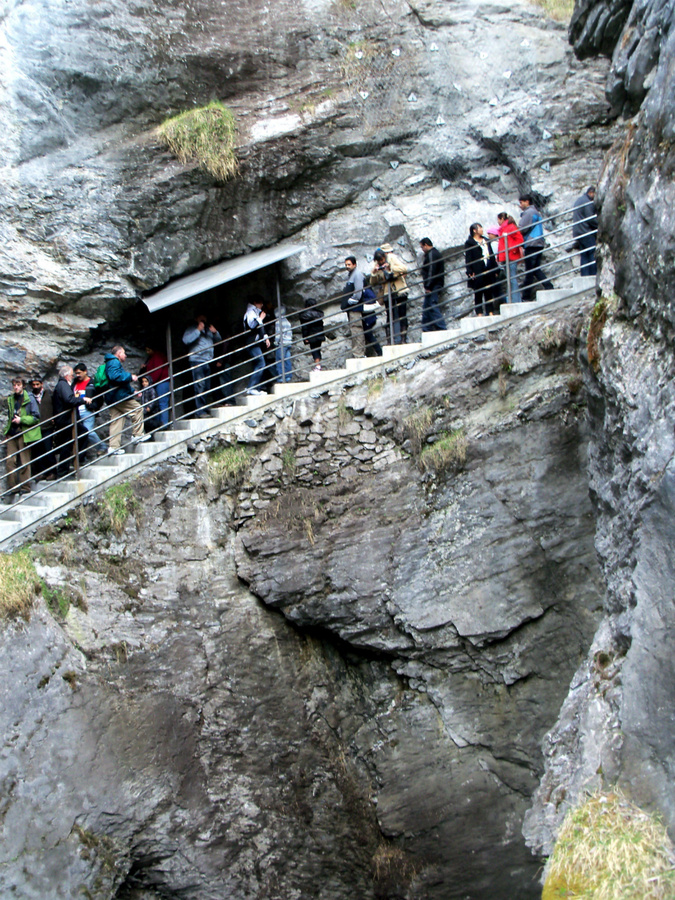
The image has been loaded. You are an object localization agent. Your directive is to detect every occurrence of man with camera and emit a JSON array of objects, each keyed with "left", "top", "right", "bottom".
[{"left": 182, "top": 314, "right": 222, "bottom": 417}]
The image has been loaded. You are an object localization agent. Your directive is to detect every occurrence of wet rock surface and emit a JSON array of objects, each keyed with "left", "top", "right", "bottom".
[{"left": 0, "top": 300, "right": 603, "bottom": 898}]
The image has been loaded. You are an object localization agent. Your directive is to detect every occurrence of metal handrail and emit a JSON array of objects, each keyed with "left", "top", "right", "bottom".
[{"left": 1, "top": 201, "right": 597, "bottom": 513}]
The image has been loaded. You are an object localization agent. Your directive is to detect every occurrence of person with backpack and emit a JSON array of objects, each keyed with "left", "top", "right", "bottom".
[
  {"left": 73, "top": 363, "right": 107, "bottom": 460},
  {"left": 103, "top": 345, "right": 149, "bottom": 455},
  {"left": 419, "top": 237, "right": 447, "bottom": 332},
  {"left": 299, "top": 299, "right": 325, "bottom": 371},
  {"left": 518, "top": 194, "right": 554, "bottom": 301},
  {"left": 243, "top": 295, "right": 270, "bottom": 395},
  {"left": 370, "top": 244, "right": 409, "bottom": 344}
]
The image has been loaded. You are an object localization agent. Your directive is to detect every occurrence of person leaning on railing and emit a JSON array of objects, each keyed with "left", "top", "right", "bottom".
[
  {"left": 52, "top": 365, "right": 87, "bottom": 478},
  {"left": 2, "top": 375, "right": 41, "bottom": 496}
]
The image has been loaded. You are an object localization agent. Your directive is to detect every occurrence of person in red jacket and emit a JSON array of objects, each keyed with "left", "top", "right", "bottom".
[
  {"left": 496, "top": 213, "right": 524, "bottom": 304},
  {"left": 140, "top": 346, "right": 170, "bottom": 427}
]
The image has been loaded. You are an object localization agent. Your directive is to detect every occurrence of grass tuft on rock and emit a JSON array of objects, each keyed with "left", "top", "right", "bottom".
[
  {"left": 543, "top": 790, "right": 675, "bottom": 900},
  {"left": 419, "top": 429, "right": 467, "bottom": 474},
  {"left": 528, "top": 0, "right": 574, "bottom": 21},
  {"left": 158, "top": 101, "right": 238, "bottom": 182},
  {"left": 209, "top": 444, "right": 253, "bottom": 491},
  {"left": 0, "top": 548, "right": 41, "bottom": 620},
  {"left": 100, "top": 483, "right": 140, "bottom": 536}
]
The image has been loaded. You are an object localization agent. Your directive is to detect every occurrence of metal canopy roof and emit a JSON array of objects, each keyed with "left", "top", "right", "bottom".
[{"left": 142, "top": 243, "right": 306, "bottom": 313}]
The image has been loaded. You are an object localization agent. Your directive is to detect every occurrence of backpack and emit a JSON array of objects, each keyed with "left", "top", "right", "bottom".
[{"left": 93, "top": 363, "right": 110, "bottom": 392}]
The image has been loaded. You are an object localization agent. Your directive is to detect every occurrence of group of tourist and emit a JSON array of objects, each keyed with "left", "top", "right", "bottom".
[
  {"left": 464, "top": 188, "right": 597, "bottom": 316},
  {"left": 2, "top": 189, "right": 598, "bottom": 497},
  {"left": 1, "top": 347, "right": 168, "bottom": 496}
]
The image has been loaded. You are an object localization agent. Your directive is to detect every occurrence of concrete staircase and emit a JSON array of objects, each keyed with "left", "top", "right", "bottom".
[{"left": 0, "top": 277, "right": 595, "bottom": 549}]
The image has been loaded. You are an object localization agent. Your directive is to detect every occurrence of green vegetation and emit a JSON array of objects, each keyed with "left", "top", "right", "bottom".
[
  {"left": 100, "top": 483, "right": 140, "bottom": 536},
  {"left": 540, "top": 324, "right": 567, "bottom": 353},
  {"left": 281, "top": 447, "right": 296, "bottom": 476},
  {"left": 528, "top": 0, "right": 574, "bottom": 22},
  {"left": 0, "top": 548, "right": 41, "bottom": 620},
  {"left": 208, "top": 444, "right": 253, "bottom": 491},
  {"left": 158, "top": 101, "right": 238, "bottom": 182},
  {"left": 42, "top": 582, "right": 72, "bottom": 618},
  {"left": 543, "top": 790, "right": 675, "bottom": 899},
  {"left": 403, "top": 406, "right": 433, "bottom": 455},
  {"left": 588, "top": 297, "right": 608, "bottom": 372},
  {"left": 419, "top": 429, "right": 467, "bottom": 474}
]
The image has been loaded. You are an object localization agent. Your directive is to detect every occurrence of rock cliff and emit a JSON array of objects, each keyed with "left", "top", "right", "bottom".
[
  {"left": 0, "top": 300, "right": 603, "bottom": 898},
  {"left": 524, "top": 0, "right": 675, "bottom": 860},
  {"left": 0, "top": 0, "right": 613, "bottom": 380}
]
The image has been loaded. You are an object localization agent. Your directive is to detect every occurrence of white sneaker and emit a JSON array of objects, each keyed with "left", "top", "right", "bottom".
[
  {"left": 108, "top": 448, "right": 126, "bottom": 456},
  {"left": 247, "top": 389, "right": 265, "bottom": 396},
  {"left": 136, "top": 434, "right": 152, "bottom": 442},
  {"left": 312, "top": 365, "right": 322, "bottom": 372}
]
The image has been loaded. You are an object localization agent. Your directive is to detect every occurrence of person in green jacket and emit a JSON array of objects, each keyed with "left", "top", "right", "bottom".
[{"left": 2, "top": 375, "right": 42, "bottom": 495}]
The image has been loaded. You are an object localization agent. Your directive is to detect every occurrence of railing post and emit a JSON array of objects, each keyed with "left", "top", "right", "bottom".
[
  {"left": 166, "top": 321, "right": 177, "bottom": 427},
  {"left": 71, "top": 409, "right": 80, "bottom": 476},
  {"left": 276, "top": 270, "right": 286, "bottom": 382},
  {"left": 504, "top": 232, "right": 512, "bottom": 305},
  {"left": 387, "top": 283, "right": 395, "bottom": 346}
]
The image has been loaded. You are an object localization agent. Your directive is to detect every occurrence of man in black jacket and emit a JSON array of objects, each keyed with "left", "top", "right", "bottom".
[
  {"left": 52, "top": 365, "right": 90, "bottom": 477},
  {"left": 572, "top": 186, "right": 597, "bottom": 276},
  {"left": 419, "top": 238, "right": 447, "bottom": 332}
]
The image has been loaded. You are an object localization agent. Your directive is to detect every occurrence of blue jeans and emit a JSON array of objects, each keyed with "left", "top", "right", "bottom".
[
  {"left": 192, "top": 363, "right": 211, "bottom": 412},
  {"left": 506, "top": 261, "right": 522, "bottom": 303},
  {"left": 422, "top": 290, "right": 447, "bottom": 331},
  {"left": 248, "top": 343, "right": 266, "bottom": 390},
  {"left": 80, "top": 408, "right": 107, "bottom": 453},
  {"left": 155, "top": 379, "right": 170, "bottom": 426},
  {"left": 276, "top": 346, "right": 292, "bottom": 382}
]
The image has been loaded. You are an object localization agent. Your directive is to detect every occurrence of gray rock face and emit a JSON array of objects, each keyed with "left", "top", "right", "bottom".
[
  {"left": 0, "top": 300, "right": 603, "bottom": 898},
  {"left": 571, "top": 0, "right": 672, "bottom": 115},
  {"left": 524, "top": 0, "right": 675, "bottom": 860},
  {"left": 0, "top": 0, "right": 613, "bottom": 382}
]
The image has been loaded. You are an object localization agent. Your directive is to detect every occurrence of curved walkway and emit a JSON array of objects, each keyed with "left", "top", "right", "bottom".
[{"left": 0, "top": 278, "right": 595, "bottom": 550}]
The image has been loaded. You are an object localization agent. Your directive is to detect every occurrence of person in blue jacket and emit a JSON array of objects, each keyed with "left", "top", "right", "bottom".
[
  {"left": 104, "top": 346, "right": 149, "bottom": 455},
  {"left": 518, "top": 194, "right": 554, "bottom": 301}
]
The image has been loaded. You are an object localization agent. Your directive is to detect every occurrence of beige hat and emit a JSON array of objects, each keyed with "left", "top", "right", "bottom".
[{"left": 380, "top": 242, "right": 393, "bottom": 252}]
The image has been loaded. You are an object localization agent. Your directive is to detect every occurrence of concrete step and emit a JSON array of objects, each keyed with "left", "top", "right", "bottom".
[
  {"left": 535, "top": 288, "right": 574, "bottom": 303},
  {"left": 381, "top": 343, "right": 423, "bottom": 361},
  {"left": 272, "top": 383, "right": 302, "bottom": 397},
  {"left": 421, "top": 328, "right": 461, "bottom": 347},
  {"left": 0, "top": 521, "right": 17, "bottom": 540},
  {"left": 500, "top": 301, "right": 540, "bottom": 317},
  {"left": 244, "top": 393, "right": 271, "bottom": 407},
  {"left": 0, "top": 502, "right": 53, "bottom": 525},
  {"left": 309, "top": 368, "right": 339, "bottom": 385},
  {"left": 345, "top": 357, "right": 381, "bottom": 373},
  {"left": 572, "top": 276, "right": 596, "bottom": 292}
]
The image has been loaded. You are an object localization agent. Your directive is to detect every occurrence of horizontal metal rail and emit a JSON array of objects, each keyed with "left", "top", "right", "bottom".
[{"left": 1, "top": 201, "right": 597, "bottom": 518}]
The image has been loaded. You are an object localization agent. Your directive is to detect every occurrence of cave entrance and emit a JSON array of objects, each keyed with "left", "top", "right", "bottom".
[{"left": 141, "top": 243, "right": 304, "bottom": 418}]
